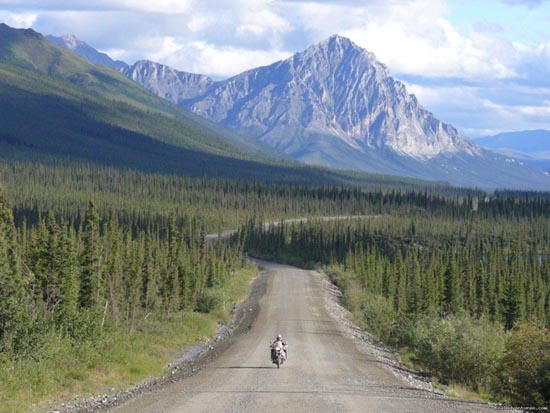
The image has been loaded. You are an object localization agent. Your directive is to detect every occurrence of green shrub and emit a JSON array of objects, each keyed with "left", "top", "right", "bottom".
[
  {"left": 360, "top": 293, "right": 397, "bottom": 344},
  {"left": 194, "top": 290, "right": 222, "bottom": 313},
  {"left": 496, "top": 324, "right": 550, "bottom": 407},
  {"left": 410, "top": 312, "right": 506, "bottom": 389}
]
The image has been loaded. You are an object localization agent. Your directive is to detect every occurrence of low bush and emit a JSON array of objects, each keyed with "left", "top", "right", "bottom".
[
  {"left": 360, "top": 293, "right": 397, "bottom": 344},
  {"left": 409, "top": 312, "right": 506, "bottom": 390},
  {"left": 194, "top": 290, "right": 222, "bottom": 313},
  {"left": 496, "top": 324, "right": 550, "bottom": 407}
]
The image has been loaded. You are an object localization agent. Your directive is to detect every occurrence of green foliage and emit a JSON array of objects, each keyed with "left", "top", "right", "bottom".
[
  {"left": 0, "top": 186, "right": 29, "bottom": 354},
  {"left": 360, "top": 293, "right": 398, "bottom": 345},
  {"left": 80, "top": 201, "right": 102, "bottom": 309},
  {"left": 409, "top": 312, "right": 506, "bottom": 389},
  {"left": 496, "top": 324, "right": 550, "bottom": 407},
  {"left": 0, "top": 196, "right": 247, "bottom": 358},
  {"left": 0, "top": 177, "right": 259, "bottom": 411},
  {"left": 244, "top": 197, "right": 550, "bottom": 403},
  {"left": 194, "top": 290, "right": 222, "bottom": 313},
  {"left": 245, "top": 211, "right": 550, "bottom": 328}
]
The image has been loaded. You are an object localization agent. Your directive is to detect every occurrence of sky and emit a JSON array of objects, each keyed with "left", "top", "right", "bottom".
[{"left": 1, "top": 0, "right": 550, "bottom": 138}]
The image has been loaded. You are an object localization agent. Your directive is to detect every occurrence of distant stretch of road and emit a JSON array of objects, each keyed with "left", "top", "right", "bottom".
[
  {"left": 205, "top": 215, "right": 372, "bottom": 243},
  {"left": 109, "top": 259, "right": 497, "bottom": 413}
]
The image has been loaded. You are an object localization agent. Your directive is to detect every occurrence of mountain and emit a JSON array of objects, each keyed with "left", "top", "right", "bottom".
[
  {"left": 0, "top": 24, "right": 291, "bottom": 180},
  {"left": 189, "top": 36, "right": 479, "bottom": 159},
  {"left": 124, "top": 60, "right": 216, "bottom": 103},
  {"left": 120, "top": 35, "right": 548, "bottom": 190},
  {"left": 44, "top": 31, "right": 549, "bottom": 190},
  {"left": 476, "top": 130, "right": 550, "bottom": 172},
  {"left": 2, "top": 24, "right": 439, "bottom": 190},
  {"left": 46, "top": 34, "right": 128, "bottom": 71}
]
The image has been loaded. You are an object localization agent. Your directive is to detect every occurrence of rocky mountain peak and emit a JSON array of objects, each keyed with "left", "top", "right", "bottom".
[
  {"left": 183, "top": 35, "right": 480, "bottom": 160},
  {"left": 46, "top": 34, "right": 128, "bottom": 70},
  {"left": 123, "top": 60, "right": 216, "bottom": 103},
  {"left": 59, "top": 34, "right": 82, "bottom": 49},
  {"left": 295, "top": 35, "right": 388, "bottom": 81}
]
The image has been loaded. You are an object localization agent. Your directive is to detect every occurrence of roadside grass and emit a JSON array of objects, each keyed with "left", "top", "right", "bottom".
[
  {"left": 446, "top": 384, "right": 494, "bottom": 403},
  {"left": 395, "top": 350, "right": 494, "bottom": 403},
  {"left": 1, "top": 264, "right": 258, "bottom": 413}
]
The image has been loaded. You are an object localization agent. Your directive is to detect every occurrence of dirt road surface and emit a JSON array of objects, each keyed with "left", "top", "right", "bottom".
[{"left": 108, "top": 260, "right": 498, "bottom": 413}]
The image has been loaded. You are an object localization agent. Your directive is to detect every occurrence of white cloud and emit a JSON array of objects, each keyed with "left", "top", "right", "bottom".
[
  {"left": 2, "top": 11, "right": 37, "bottom": 27},
  {"left": 236, "top": 9, "right": 292, "bottom": 42},
  {"left": 114, "top": 0, "right": 194, "bottom": 13},
  {"left": 187, "top": 15, "right": 213, "bottom": 32},
  {"left": 404, "top": 81, "right": 550, "bottom": 137},
  {"left": 288, "top": 0, "right": 519, "bottom": 79},
  {"left": 165, "top": 41, "right": 291, "bottom": 78},
  {"left": 0, "top": 0, "right": 194, "bottom": 13},
  {"left": 501, "top": 0, "right": 545, "bottom": 7}
]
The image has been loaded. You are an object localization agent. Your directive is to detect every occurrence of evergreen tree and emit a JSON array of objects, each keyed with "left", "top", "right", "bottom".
[
  {"left": 0, "top": 188, "right": 29, "bottom": 352},
  {"left": 79, "top": 201, "right": 102, "bottom": 309}
]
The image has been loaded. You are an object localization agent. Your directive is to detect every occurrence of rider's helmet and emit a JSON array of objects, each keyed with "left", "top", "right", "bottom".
[{"left": 277, "top": 334, "right": 282, "bottom": 341}]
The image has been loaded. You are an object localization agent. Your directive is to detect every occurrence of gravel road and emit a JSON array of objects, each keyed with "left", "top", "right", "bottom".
[{"left": 107, "top": 259, "right": 498, "bottom": 413}]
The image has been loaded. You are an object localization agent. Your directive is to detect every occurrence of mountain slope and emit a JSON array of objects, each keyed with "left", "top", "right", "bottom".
[
  {"left": 124, "top": 35, "right": 547, "bottom": 190},
  {"left": 46, "top": 34, "right": 129, "bottom": 71},
  {"left": 2, "top": 24, "right": 442, "bottom": 189},
  {"left": 476, "top": 130, "right": 550, "bottom": 153},
  {"left": 476, "top": 130, "right": 550, "bottom": 172},
  {"left": 124, "top": 60, "right": 216, "bottom": 103},
  {"left": 0, "top": 24, "right": 288, "bottom": 163}
]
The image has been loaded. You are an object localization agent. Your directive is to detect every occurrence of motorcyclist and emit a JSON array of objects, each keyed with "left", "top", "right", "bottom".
[{"left": 270, "top": 334, "right": 288, "bottom": 360}]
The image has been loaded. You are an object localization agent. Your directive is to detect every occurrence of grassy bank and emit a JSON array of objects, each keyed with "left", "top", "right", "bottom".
[{"left": 1, "top": 264, "right": 258, "bottom": 413}]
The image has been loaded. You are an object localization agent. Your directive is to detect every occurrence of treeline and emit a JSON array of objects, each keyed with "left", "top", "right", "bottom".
[
  {"left": 0, "top": 192, "right": 246, "bottom": 358},
  {"left": 242, "top": 213, "right": 550, "bottom": 406},
  {"left": 244, "top": 216, "right": 550, "bottom": 328},
  {"left": 4, "top": 162, "right": 549, "bottom": 236},
  {"left": 0, "top": 161, "right": 485, "bottom": 233}
]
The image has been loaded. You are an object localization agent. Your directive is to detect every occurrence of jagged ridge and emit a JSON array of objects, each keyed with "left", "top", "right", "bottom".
[
  {"left": 185, "top": 35, "right": 480, "bottom": 160},
  {"left": 47, "top": 31, "right": 550, "bottom": 189}
]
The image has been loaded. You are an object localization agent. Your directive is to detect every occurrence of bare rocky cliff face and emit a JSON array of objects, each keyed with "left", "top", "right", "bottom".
[
  {"left": 123, "top": 61, "right": 216, "bottom": 103},
  {"left": 184, "top": 35, "right": 480, "bottom": 160}
]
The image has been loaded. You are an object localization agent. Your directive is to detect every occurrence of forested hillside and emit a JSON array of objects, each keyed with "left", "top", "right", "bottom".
[{"left": 0, "top": 23, "right": 280, "bottom": 161}]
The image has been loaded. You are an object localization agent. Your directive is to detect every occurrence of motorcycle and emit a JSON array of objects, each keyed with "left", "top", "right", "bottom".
[{"left": 270, "top": 342, "right": 286, "bottom": 368}]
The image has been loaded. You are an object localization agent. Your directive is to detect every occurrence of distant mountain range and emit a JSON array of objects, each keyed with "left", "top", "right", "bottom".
[
  {"left": 476, "top": 130, "right": 550, "bottom": 172},
  {"left": 2, "top": 24, "right": 437, "bottom": 189},
  {"left": 28, "top": 31, "right": 550, "bottom": 189}
]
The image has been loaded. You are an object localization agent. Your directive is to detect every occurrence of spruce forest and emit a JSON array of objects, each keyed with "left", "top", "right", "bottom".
[
  {"left": 0, "top": 160, "right": 454, "bottom": 411},
  {"left": 1, "top": 159, "right": 549, "bottom": 410},
  {"left": 242, "top": 193, "right": 550, "bottom": 406}
]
